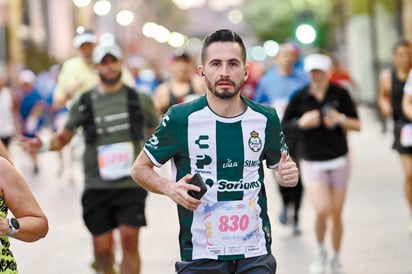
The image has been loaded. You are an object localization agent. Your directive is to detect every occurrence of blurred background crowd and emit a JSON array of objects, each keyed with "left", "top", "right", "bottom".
[{"left": 0, "top": 0, "right": 410, "bottom": 105}]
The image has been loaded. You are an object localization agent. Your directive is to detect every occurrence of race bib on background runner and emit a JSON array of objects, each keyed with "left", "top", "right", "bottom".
[
  {"left": 97, "top": 142, "right": 134, "bottom": 181},
  {"left": 400, "top": 124, "right": 412, "bottom": 147}
]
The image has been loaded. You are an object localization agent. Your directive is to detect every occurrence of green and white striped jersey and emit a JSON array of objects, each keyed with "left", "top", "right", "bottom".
[{"left": 144, "top": 94, "right": 288, "bottom": 261}]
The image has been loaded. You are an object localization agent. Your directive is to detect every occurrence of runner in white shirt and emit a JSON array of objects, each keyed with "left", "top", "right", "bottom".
[{"left": 131, "top": 29, "right": 299, "bottom": 274}]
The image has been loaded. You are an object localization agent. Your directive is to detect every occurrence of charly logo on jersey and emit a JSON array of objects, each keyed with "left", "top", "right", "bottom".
[
  {"left": 248, "top": 130, "right": 262, "bottom": 152},
  {"left": 195, "top": 135, "right": 209, "bottom": 149},
  {"left": 194, "top": 135, "right": 212, "bottom": 169}
]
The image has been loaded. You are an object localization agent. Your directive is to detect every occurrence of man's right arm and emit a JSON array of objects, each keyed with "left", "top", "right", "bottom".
[{"left": 131, "top": 151, "right": 202, "bottom": 211}]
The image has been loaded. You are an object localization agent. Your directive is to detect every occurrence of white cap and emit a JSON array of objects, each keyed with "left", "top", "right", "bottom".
[
  {"left": 304, "top": 53, "right": 332, "bottom": 72},
  {"left": 73, "top": 30, "right": 97, "bottom": 48},
  {"left": 92, "top": 43, "right": 122, "bottom": 64}
]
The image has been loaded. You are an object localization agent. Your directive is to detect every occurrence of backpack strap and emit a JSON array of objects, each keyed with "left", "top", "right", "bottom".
[
  {"left": 78, "top": 90, "right": 97, "bottom": 144},
  {"left": 79, "top": 86, "right": 144, "bottom": 144},
  {"left": 125, "top": 85, "right": 144, "bottom": 141}
]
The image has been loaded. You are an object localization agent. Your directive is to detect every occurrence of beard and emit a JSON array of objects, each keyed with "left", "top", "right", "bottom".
[
  {"left": 99, "top": 71, "right": 122, "bottom": 86},
  {"left": 205, "top": 77, "right": 243, "bottom": 100}
]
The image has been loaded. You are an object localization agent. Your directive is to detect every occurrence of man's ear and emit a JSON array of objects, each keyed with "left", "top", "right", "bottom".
[{"left": 197, "top": 65, "right": 204, "bottom": 76}]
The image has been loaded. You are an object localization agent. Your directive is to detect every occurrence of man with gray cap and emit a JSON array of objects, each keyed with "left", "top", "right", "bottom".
[{"left": 22, "top": 42, "right": 159, "bottom": 274}]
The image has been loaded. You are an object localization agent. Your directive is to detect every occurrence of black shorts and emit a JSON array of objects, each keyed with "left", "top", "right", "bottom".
[
  {"left": 1, "top": 136, "right": 11, "bottom": 147},
  {"left": 82, "top": 187, "right": 147, "bottom": 235},
  {"left": 393, "top": 122, "right": 412, "bottom": 155},
  {"left": 175, "top": 254, "right": 277, "bottom": 274}
]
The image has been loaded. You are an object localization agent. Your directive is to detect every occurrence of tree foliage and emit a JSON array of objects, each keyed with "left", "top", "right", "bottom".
[{"left": 243, "top": 0, "right": 400, "bottom": 49}]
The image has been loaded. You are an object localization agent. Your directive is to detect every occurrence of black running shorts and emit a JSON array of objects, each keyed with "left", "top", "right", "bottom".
[{"left": 82, "top": 187, "right": 147, "bottom": 235}]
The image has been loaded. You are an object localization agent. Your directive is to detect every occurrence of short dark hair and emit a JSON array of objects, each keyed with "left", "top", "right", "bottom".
[
  {"left": 200, "top": 29, "right": 247, "bottom": 65},
  {"left": 392, "top": 38, "right": 412, "bottom": 54}
]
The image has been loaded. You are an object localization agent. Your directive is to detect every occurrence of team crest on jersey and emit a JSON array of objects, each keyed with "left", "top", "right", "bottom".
[{"left": 248, "top": 130, "right": 262, "bottom": 152}]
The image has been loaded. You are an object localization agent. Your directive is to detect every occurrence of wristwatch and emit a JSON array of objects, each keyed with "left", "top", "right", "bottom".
[{"left": 7, "top": 218, "right": 20, "bottom": 236}]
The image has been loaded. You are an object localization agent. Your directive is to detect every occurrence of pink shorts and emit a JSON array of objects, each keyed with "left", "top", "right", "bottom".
[{"left": 299, "top": 155, "right": 350, "bottom": 187}]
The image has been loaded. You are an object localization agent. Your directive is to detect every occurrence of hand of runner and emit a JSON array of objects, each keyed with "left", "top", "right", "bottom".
[
  {"left": 276, "top": 151, "right": 298, "bottom": 187},
  {"left": 166, "top": 174, "right": 202, "bottom": 211},
  {"left": 18, "top": 135, "right": 43, "bottom": 156}
]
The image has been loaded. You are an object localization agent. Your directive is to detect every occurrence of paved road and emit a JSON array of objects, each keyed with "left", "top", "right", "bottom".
[{"left": 7, "top": 105, "right": 412, "bottom": 274}]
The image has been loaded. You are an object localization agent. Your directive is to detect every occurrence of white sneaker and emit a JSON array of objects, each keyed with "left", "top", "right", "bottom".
[
  {"left": 309, "top": 249, "right": 327, "bottom": 273},
  {"left": 330, "top": 256, "right": 342, "bottom": 273}
]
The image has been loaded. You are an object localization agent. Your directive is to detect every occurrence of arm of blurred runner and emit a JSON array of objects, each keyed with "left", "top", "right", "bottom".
[{"left": 377, "top": 68, "right": 392, "bottom": 119}]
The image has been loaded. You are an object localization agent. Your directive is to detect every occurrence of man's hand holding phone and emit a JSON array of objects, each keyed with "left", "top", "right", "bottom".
[{"left": 188, "top": 173, "right": 207, "bottom": 200}]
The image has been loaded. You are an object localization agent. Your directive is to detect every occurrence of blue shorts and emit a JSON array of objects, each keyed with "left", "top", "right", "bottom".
[{"left": 175, "top": 254, "right": 277, "bottom": 274}]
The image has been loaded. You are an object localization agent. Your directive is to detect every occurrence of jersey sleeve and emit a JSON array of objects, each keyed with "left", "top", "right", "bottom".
[
  {"left": 263, "top": 108, "right": 288, "bottom": 169},
  {"left": 63, "top": 93, "right": 83, "bottom": 132},
  {"left": 143, "top": 107, "right": 182, "bottom": 167}
]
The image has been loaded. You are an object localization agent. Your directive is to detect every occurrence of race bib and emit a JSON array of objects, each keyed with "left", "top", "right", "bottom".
[
  {"left": 204, "top": 200, "right": 264, "bottom": 257},
  {"left": 400, "top": 124, "right": 412, "bottom": 147},
  {"left": 97, "top": 142, "right": 134, "bottom": 181}
]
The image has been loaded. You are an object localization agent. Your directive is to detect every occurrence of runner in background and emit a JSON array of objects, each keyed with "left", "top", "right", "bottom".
[
  {"left": 282, "top": 52, "right": 361, "bottom": 273},
  {"left": 253, "top": 42, "right": 309, "bottom": 235}
]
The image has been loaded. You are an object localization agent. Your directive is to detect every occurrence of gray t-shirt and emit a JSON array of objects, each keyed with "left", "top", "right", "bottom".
[{"left": 65, "top": 85, "right": 159, "bottom": 190}]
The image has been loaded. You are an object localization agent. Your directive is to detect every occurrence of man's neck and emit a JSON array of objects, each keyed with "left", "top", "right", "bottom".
[
  {"left": 97, "top": 81, "right": 123, "bottom": 93},
  {"left": 206, "top": 93, "right": 246, "bottom": 117}
]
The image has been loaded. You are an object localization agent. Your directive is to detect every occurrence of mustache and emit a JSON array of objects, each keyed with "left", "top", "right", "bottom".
[{"left": 216, "top": 78, "right": 235, "bottom": 85}]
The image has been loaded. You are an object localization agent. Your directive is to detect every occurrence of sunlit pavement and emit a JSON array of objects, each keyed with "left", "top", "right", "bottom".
[{"left": 8, "top": 105, "right": 412, "bottom": 274}]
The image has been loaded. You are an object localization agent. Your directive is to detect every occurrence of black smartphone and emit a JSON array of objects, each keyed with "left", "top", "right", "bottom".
[{"left": 188, "top": 173, "right": 207, "bottom": 200}]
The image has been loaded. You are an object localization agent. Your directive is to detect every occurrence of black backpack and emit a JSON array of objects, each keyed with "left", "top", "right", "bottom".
[{"left": 78, "top": 85, "right": 144, "bottom": 144}]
